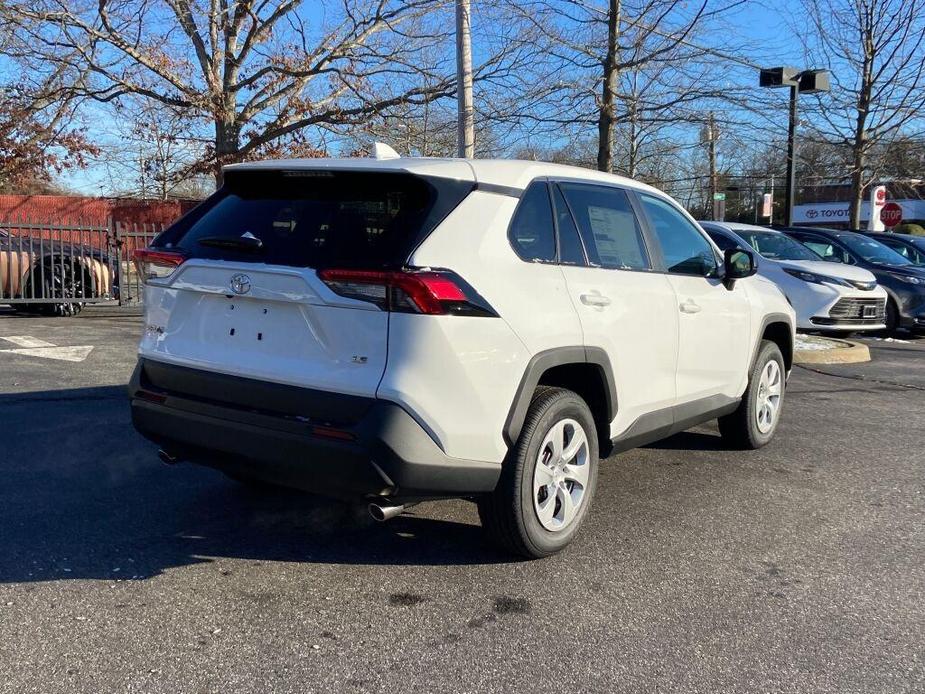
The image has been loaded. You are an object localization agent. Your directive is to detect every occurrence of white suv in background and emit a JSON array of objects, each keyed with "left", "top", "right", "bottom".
[
  {"left": 130, "top": 156, "right": 794, "bottom": 558},
  {"left": 701, "top": 221, "right": 887, "bottom": 333}
]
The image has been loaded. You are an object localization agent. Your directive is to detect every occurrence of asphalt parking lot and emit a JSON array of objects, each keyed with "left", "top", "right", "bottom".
[{"left": 1, "top": 307, "right": 923, "bottom": 693}]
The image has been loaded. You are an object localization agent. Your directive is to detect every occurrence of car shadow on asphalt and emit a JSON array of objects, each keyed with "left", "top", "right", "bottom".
[
  {"left": 0, "top": 385, "right": 513, "bottom": 584},
  {"left": 642, "top": 430, "right": 728, "bottom": 452}
]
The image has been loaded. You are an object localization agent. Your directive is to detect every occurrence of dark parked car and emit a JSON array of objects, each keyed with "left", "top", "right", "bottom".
[
  {"left": 856, "top": 231, "right": 925, "bottom": 267},
  {"left": 776, "top": 226, "right": 925, "bottom": 333},
  {"left": 0, "top": 228, "right": 115, "bottom": 316}
]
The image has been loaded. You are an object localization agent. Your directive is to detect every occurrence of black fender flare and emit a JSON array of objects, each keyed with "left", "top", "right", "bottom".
[
  {"left": 751, "top": 312, "right": 794, "bottom": 371},
  {"left": 503, "top": 346, "right": 618, "bottom": 447}
]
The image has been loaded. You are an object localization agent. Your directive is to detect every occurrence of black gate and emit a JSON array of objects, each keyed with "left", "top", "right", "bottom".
[
  {"left": 0, "top": 220, "right": 163, "bottom": 312},
  {"left": 112, "top": 223, "right": 163, "bottom": 307}
]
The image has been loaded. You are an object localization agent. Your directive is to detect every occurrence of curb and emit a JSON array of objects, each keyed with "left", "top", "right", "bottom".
[{"left": 794, "top": 338, "right": 870, "bottom": 365}]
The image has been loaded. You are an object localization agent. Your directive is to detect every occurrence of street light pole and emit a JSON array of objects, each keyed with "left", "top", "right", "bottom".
[
  {"left": 784, "top": 83, "right": 799, "bottom": 226},
  {"left": 759, "top": 67, "right": 830, "bottom": 228}
]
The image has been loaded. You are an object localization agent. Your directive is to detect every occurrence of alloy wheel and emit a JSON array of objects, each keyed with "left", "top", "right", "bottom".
[
  {"left": 532, "top": 418, "right": 590, "bottom": 532},
  {"left": 755, "top": 359, "right": 782, "bottom": 434}
]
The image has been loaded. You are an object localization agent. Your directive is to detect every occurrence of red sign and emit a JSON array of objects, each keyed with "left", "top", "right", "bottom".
[
  {"left": 876, "top": 187, "right": 887, "bottom": 204},
  {"left": 880, "top": 202, "right": 903, "bottom": 227}
]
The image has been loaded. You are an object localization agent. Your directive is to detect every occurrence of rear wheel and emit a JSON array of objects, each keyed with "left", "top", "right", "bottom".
[
  {"left": 718, "top": 340, "right": 785, "bottom": 450},
  {"left": 35, "top": 262, "right": 86, "bottom": 317},
  {"left": 478, "top": 387, "right": 599, "bottom": 558}
]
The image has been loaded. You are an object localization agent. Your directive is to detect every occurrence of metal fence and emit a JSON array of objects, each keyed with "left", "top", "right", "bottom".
[
  {"left": 112, "top": 223, "right": 163, "bottom": 307},
  {"left": 0, "top": 218, "right": 163, "bottom": 313}
]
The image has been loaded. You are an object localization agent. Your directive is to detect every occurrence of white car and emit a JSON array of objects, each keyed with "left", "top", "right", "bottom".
[
  {"left": 129, "top": 155, "right": 794, "bottom": 558},
  {"left": 700, "top": 222, "right": 887, "bottom": 332}
]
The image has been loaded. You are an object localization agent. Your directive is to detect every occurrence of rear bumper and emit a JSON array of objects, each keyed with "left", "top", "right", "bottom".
[{"left": 128, "top": 359, "right": 501, "bottom": 500}]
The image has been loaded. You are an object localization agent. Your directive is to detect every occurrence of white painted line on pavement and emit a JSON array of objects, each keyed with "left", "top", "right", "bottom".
[
  {"left": 0, "top": 335, "right": 57, "bottom": 348},
  {"left": 0, "top": 335, "right": 94, "bottom": 362},
  {"left": 0, "top": 345, "right": 95, "bottom": 362}
]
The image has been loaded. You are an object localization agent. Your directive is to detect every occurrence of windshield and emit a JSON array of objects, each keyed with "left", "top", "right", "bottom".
[
  {"left": 838, "top": 233, "right": 912, "bottom": 266},
  {"left": 737, "top": 230, "right": 821, "bottom": 261}
]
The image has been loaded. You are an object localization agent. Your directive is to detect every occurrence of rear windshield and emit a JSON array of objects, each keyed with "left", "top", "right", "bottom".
[{"left": 153, "top": 170, "right": 474, "bottom": 269}]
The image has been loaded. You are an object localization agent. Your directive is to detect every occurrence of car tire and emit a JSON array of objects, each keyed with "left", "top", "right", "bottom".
[
  {"left": 478, "top": 386, "right": 599, "bottom": 559},
  {"left": 35, "top": 262, "right": 86, "bottom": 317},
  {"left": 718, "top": 340, "right": 786, "bottom": 450},
  {"left": 883, "top": 298, "right": 899, "bottom": 335}
]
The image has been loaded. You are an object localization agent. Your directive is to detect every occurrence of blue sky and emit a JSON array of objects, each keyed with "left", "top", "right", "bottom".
[{"left": 58, "top": 0, "right": 812, "bottom": 195}]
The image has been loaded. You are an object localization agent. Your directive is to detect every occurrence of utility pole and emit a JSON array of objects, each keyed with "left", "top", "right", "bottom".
[
  {"left": 705, "top": 112, "right": 722, "bottom": 221},
  {"left": 456, "top": 0, "right": 474, "bottom": 158}
]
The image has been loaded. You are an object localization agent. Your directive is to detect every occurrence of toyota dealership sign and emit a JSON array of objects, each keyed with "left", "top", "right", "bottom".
[{"left": 793, "top": 199, "right": 925, "bottom": 226}]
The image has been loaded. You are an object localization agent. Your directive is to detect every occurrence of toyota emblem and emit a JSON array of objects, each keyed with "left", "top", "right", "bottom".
[{"left": 230, "top": 273, "right": 252, "bottom": 295}]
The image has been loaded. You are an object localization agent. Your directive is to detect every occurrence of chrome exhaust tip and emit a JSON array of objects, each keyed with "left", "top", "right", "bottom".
[{"left": 368, "top": 502, "right": 406, "bottom": 522}]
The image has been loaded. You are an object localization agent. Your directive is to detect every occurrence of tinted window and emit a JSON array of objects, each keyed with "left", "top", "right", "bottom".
[
  {"left": 879, "top": 238, "right": 912, "bottom": 259},
  {"left": 155, "top": 170, "right": 473, "bottom": 269},
  {"left": 738, "top": 231, "right": 821, "bottom": 261},
  {"left": 509, "top": 181, "right": 556, "bottom": 262},
  {"left": 559, "top": 183, "right": 650, "bottom": 270},
  {"left": 706, "top": 230, "right": 740, "bottom": 252},
  {"left": 791, "top": 234, "right": 851, "bottom": 263},
  {"left": 551, "top": 185, "right": 587, "bottom": 265},
  {"left": 883, "top": 240, "right": 925, "bottom": 265},
  {"left": 838, "top": 233, "right": 912, "bottom": 266},
  {"left": 640, "top": 194, "right": 717, "bottom": 275}
]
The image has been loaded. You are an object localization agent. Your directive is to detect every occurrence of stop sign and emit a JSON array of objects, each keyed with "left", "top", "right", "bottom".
[{"left": 880, "top": 202, "right": 903, "bottom": 227}]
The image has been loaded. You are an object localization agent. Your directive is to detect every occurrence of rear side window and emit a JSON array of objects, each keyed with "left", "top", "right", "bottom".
[
  {"left": 639, "top": 194, "right": 717, "bottom": 275},
  {"left": 707, "top": 230, "right": 740, "bottom": 252},
  {"left": 559, "top": 183, "right": 650, "bottom": 270},
  {"left": 551, "top": 185, "right": 587, "bottom": 265},
  {"left": 509, "top": 181, "right": 557, "bottom": 262},
  {"left": 153, "top": 170, "right": 473, "bottom": 269}
]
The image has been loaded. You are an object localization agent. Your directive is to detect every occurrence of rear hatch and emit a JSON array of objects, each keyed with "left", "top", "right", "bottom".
[{"left": 137, "top": 168, "right": 474, "bottom": 400}]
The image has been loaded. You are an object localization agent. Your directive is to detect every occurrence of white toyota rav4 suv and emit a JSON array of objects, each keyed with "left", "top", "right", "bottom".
[{"left": 130, "top": 156, "right": 794, "bottom": 558}]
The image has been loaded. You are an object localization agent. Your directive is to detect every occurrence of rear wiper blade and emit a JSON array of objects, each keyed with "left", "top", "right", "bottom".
[{"left": 197, "top": 235, "right": 265, "bottom": 253}]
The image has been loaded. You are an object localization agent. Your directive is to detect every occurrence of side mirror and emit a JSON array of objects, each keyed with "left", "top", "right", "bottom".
[{"left": 723, "top": 248, "right": 757, "bottom": 289}]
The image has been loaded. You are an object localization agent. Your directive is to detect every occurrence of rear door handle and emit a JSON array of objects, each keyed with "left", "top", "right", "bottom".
[
  {"left": 580, "top": 292, "right": 611, "bottom": 307},
  {"left": 679, "top": 298, "right": 701, "bottom": 314}
]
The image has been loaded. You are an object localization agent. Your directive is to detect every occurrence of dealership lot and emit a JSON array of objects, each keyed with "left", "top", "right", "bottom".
[{"left": 0, "top": 308, "right": 923, "bottom": 693}]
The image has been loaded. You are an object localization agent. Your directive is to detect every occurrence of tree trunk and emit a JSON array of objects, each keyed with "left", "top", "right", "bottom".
[
  {"left": 848, "top": 18, "right": 875, "bottom": 230},
  {"left": 214, "top": 114, "right": 240, "bottom": 188},
  {"left": 848, "top": 139, "right": 866, "bottom": 230},
  {"left": 597, "top": 0, "right": 621, "bottom": 173}
]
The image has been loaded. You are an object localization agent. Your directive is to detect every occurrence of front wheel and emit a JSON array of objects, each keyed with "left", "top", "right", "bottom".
[
  {"left": 883, "top": 298, "right": 899, "bottom": 335},
  {"left": 478, "top": 387, "right": 599, "bottom": 559},
  {"left": 718, "top": 340, "right": 786, "bottom": 449}
]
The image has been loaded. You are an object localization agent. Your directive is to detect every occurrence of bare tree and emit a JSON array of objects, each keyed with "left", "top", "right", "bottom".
[
  {"left": 801, "top": 0, "right": 925, "bottom": 227},
  {"left": 4, "top": 0, "right": 474, "bottom": 184},
  {"left": 98, "top": 99, "right": 209, "bottom": 199},
  {"left": 503, "top": 0, "right": 743, "bottom": 173}
]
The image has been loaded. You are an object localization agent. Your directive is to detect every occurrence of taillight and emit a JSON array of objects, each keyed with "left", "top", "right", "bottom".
[
  {"left": 133, "top": 248, "right": 185, "bottom": 282},
  {"left": 318, "top": 268, "right": 496, "bottom": 316}
]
